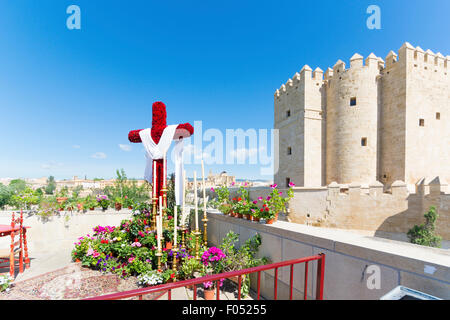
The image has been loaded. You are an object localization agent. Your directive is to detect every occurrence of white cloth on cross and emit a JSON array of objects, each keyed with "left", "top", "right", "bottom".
[{"left": 139, "top": 125, "right": 185, "bottom": 205}]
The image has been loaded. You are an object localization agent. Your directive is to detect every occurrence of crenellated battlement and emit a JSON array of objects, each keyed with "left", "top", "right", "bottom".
[
  {"left": 275, "top": 64, "right": 325, "bottom": 98},
  {"left": 275, "top": 42, "right": 449, "bottom": 97}
]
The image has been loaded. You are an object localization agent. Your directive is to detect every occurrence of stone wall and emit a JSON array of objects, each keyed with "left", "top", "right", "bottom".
[
  {"left": 221, "top": 177, "right": 450, "bottom": 241},
  {"left": 205, "top": 210, "right": 450, "bottom": 300},
  {"left": 0, "top": 210, "right": 132, "bottom": 254}
]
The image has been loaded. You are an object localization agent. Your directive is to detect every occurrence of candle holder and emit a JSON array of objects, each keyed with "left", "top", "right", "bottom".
[
  {"left": 181, "top": 225, "right": 187, "bottom": 251},
  {"left": 194, "top": 229, "right": 201, "bottom": 261},
  {"left": 155, "top": 251, "right": 163, "bottom": 271},
  {"left": 161, "top": 187, "right": 168, "bottom": 210},
  {"left": 171, "top": 247, "right": 179, "bottom": 282},
  {"left": 202, "top": 217, "right": 208, "bottom": 247},
  {"left": 152, "top": 197, "right": 158, "bottom": 231}
]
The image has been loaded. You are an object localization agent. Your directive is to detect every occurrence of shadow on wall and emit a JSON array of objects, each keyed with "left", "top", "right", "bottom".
[{"left": 375, "top": 177, "right": 449, "bottom": 244}]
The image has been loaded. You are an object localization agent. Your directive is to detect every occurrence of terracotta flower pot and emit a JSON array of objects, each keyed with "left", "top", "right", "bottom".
[
  {"left": 244, "top": 214, "right": 250, "bottom": 220},
  {"left": 266, "top": 218, "right": 274, "bottom": 224},
  {"left": 115, "top": 203, "right": 122, "bottom": 211},
  {"left": 238, "top": 213, "right": 243, "bottom": 219},
  {"left": 249, "top": 215, "right": 254, "bottom": 221},
  {"left": 204, "top": 288, "right": 215, "bottom": 300},
  {"left": 75, "top": 258, "right": 81, "bottom": 263},
  {"left": 90, "top": 207, "right": 95, "bottom": 211},
  {"left": 165, "top": 241, "right": 173, "bottom": 250},
  {"left": 274, "top": 213, "right": 279, "bottom": 222},
  {"left": 254, "top": 217, "right": 260, "bottom": 222},
  {"left": 128, "top": 206, "right": 133, "bottom": 210},
  {"left": 56, "top": 197, "right": 68, "bottom": 204}
]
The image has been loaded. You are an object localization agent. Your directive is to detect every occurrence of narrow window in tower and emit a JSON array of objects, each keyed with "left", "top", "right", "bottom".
[
  {"left": 361, "top": 137, "right": 367, "bottom": 146},
  {"left": 419, "top": 119, "right": 425, "bottom": 126},
  {"left": 350, "top": 97, "right": 357, "bottom": 106},
  {"left": 436, "top": 112, "right": 440, "bottom": 120},
  {"left": 286, "top": 110, "right": 291, "bottom": 118},
  {"left": 287, "top": 147, "right": 292, "bottom": 155},
  {"left": 286, "top": 177, "right": 291, "bottom": 188}
]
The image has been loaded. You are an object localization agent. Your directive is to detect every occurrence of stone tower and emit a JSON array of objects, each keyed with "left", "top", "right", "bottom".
[
  {"left": 274, "top": 42, "right": 450, "bottom": 189},
  {"left": 274, "top": 65, "right": 324, "bottom": 188}
]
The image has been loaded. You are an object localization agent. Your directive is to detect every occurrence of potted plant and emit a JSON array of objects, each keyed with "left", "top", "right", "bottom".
[
  {"left": 114, "top": 197, "right": 123, "bottom": 211},
  {"left": 179, "top": 255, "right": 203, "bottom": 289},
  {"left": 96, "top": 195, "right": 110, "bottom": 211},
  {"left": 85, "top": 196, "right": 96, "bottom": 210},
  {"left": 257, "top": 183, "right": 295, "bottom": 224},
  {"left": 201, "top": 247, "right": 226, "bottom": 300},
  {"left": 219, "top": 231, "right": 267, "bottom": 298},
  {"left": 124, "top": 196, "right": 133, "bottom": 209}
]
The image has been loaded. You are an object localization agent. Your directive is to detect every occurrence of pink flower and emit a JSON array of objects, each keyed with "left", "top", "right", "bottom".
[
  {"left": 231, "top": 182, "right": 235, "bottom": 186},
  {"left": 271, "top": 184, "right": 278, "bottom": 189},
  {"left": 128, "top": 257, "right": 135, "bottom": 263},
  {"left": 253, "top": 200, "right": 258, "bottom": 204},
  {"left": 92, "top": 251, "right": 100, "bottom": 258},
  {"left": 289, "top": 182, "right": 296, "bottom": 187},
  {"left": 211, "top": 187, "right": 215, "bottom": 192}
]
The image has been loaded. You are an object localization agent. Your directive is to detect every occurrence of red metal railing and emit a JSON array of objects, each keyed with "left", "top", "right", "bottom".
[{"left": 84, "top": 253, "right": 325, "bottom": 300}]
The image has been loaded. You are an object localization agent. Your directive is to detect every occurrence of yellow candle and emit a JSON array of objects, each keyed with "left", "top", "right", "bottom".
[
  {"left": 174, "top": 206, "right": 177, "bottom": 246},
  {"left": 201, "top": 159, "right": 207, "bottom": 217},
  {"left": 194, "top": 171, "right": 198, "bottom": 230}
]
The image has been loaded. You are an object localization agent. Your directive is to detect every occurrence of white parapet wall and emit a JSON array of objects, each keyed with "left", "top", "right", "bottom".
[
  {"left": 204, "top": 210, "right": 450, "bottom": 300},
  {"left": 0, "top": 210, "right": 132, "bottom": 255}
]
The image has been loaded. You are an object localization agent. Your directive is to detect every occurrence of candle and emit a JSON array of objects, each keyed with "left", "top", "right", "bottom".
[
  {"left": 201, "top": 159, "right": 207, "bottom": 217},
  {"left": 194, "top": 171, "right": 198, "bottom": 230},
  {"left": 163, "top": 153, "right": 166, "bottom": 187},
  {"left": 174, "top": 206, "right": 177, "bottom": 246},
  {"left": 182, "top": 170, "right": 186, "bottom": 225},
  {"left": 156, "top": 215, "right": 161, "bottom": 251},
  {"left": 153, "top": 160, "right": 157, "bottom": 198}
]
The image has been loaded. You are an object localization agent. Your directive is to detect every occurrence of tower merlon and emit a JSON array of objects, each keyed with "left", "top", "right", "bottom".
[
  {"left": 365, "top": 53, "right": 379, "bottom": 68},
  {"left": 333, "top": 60, "right": 345, "bottom": 74},
  {"left": 425, "top": 49, "right": 435, "bottom": 64},
  {"left": 385, "top": 50, "right": 398, "bottom": 68},
  {"left": 313, "top": 67, "right": 324, "bottom": 80},
  {"left": 350, "top": 53, "right": 364, "bottom": 68},
  {"left": 300, "top": 65, "right": 313, "bottom": 79},
  {"left": 324, "top": 67, "right": 333, "bottom": 80}
]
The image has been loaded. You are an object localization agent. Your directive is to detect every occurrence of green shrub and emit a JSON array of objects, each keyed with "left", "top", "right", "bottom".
[{"left": 407, "top": 206, "right": 442, "bottom": 248}]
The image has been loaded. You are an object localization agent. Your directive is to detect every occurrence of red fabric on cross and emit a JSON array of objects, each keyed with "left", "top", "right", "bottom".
[{"left": 128, "top": 101, "right": 194, "bottom": 198}]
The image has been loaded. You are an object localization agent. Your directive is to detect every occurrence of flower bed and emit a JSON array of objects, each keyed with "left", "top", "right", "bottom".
[{"left": 71, "top": 204, "right": 266, "bottom": 294}]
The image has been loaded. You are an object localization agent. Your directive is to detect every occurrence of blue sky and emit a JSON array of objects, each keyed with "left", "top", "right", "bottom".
[{"left": 0, "top": 0, "right": 449, "bottom": 181}]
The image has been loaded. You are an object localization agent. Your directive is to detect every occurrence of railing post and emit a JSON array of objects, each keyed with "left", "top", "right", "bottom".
[
  {"left": 289, "top": 264, "right": 294, "bottom": 300},
  {"left": 257, "top": 271, "right": 261, "bottom": 300},
  {"left": 315, "top": 254, "right": 325, "bottom": 300},
  {"left": 238, "top": 275, "right": 242, "bottom": 300},
  {"left": 216, "top": 280, "right": 220, "bottom": 300},
  {"left": 304, "top": 261, "right": 309, "bottom": 300},
  {"left": 274, "top": 267, "right": 278, "bottom": 300}
]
